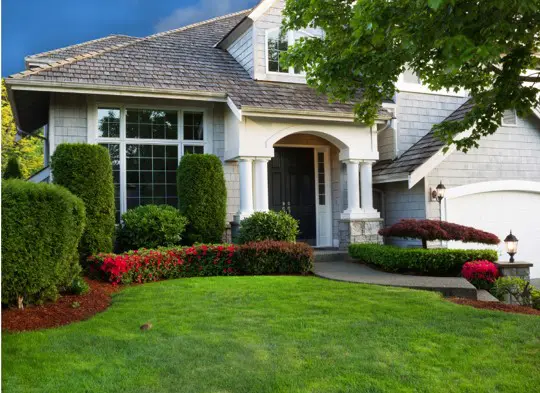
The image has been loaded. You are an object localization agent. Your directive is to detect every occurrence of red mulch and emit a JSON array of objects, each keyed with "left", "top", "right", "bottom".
[
  {"left": 2, "top": 279, "right": 119, "bottom": 332},
  {"left": 449, "top": 298, "right": 540, "bottom": 316}
]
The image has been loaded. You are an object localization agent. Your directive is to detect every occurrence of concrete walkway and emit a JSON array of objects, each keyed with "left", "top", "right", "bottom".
[{"left": 314, "top": 261, "right": 478, "bottom": 299}]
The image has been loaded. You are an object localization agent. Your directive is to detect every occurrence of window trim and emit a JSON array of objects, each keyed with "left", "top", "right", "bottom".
[
  {"left": 265, "top": 28, "right": 305, "bottom": 76},
  {"left": 89, "top": 101, "right": 212, "bottom": 217},
  {"left": 501, "top": 109, "right": 518, "bottom": 127}
]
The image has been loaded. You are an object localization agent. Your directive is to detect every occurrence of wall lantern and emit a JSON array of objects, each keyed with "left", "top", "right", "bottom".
[
  {"left": 504, "top": 230, "right": 518, "bottom": 263},
  {"left": 430, "top": 180, "right": 446, "bottom": 221}
]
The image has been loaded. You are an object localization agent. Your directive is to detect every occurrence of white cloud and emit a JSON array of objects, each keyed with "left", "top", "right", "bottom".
[{"left": 155, "top": 0, "right": 256, "bottom": 32}]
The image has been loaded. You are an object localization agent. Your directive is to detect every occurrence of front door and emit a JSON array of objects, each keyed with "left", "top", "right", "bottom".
[{"left": 269, "top": 147, "right": 316, "bottom": 245}]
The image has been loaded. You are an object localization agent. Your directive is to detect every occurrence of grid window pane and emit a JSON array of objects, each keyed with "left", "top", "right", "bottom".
[
  {"left": 267, "top": 30, "right": 288, "bottom": 74},
  {"left": 100, "top": 143, "right": 121, "bottom": 222},
  {"left": 183, "top": 145, "right": 204, "bottom": 155},
  {"left": 317, "top": 152, "right": 326, "bottom": 206},
  {"left": 126, "top": 109, "right": 178, "bottom": 140},
  {"left": 183, "top": 112, "right": 204, "bottom": 140},
  {"left": 98, "top": 108, "right": 120, "bottom": 138},
  {"left": 125, "top": 144, "right": 178, "bottom": 210}
]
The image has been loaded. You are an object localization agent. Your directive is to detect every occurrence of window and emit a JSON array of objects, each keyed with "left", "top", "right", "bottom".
[
  {"left": 502, "top": 109, "right": 517, "bottom": 126},
  {"left": 94, "top": 106, "right": 209, "bottom": 219},
  {"left": 317, "top": 152, "right": 326, "bottom": 205},
  {"left": 126, "top": 108, "right": 178, "bottom": 140},
  {"left": 98, "top": 108, "right": 120, "bottom": 138},
  {"left": 266, "top": 29, "right": 304, "bottom": 75}
]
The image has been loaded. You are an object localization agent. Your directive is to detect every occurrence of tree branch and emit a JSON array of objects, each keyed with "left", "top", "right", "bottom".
[{"left": 490, "top": 65, "right": 540, "bottom": 83}]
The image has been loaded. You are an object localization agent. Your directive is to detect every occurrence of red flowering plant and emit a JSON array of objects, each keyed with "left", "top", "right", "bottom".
[
  {"left": 461, "top": 260, "right": 500, "bottom": 289},
  {"left": 379, "top": 219, "right": 500, "bottom": 249},
  {"left": 88, "top": 244, "right": 237, "bottom": 285}
]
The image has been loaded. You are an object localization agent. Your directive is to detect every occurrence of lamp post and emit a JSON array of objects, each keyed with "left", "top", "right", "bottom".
[
  {"left": 431, "top": 180, "right": 446, "bottom": 221},
  {"left": 504, "top": 230, "right": 518, "bottom": 263}
]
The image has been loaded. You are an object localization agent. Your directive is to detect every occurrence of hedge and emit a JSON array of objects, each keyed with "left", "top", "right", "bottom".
[
  {"left": 116, "top": 205, "right": 188, "bottom": 252},
  {"left": 51, "top": 143, "right": 115, "bottom": 259},
  {"left": 177, "top": 154, "right": 226, "bottom": 244},
  {"left": 348, "top": 243, "right": 498, "bottom": 275},
  {"left": 237, "top": 211, "right": 299, "bottom": 244},
  {"left": 2, "top": 180, "right": 86, "bottom": 306},
  {"left": 88, "top": 241, "right": 313, "bottom": 284}
]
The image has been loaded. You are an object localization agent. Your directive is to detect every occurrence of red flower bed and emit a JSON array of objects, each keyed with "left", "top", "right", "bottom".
[
  {"left": 461, "top": 260, "right": 500, "bottom": 289},
  {"left": 88, "top": 241, "right": 313, "bottom": 285},
  {"left": 379, "top": 219, "right": 500, "bottom": 245}
]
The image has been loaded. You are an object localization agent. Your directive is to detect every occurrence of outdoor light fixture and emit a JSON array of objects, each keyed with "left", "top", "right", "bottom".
[
  {"left": 504, "top": 230, "right": 518, "bottom": 263},
  {"left": 430, "top": 180, "right": 446, "bottom": 221}
]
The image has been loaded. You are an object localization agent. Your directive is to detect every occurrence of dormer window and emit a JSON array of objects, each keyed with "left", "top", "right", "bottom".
[{"left": 266, "top": 29, "right": 303, "bottom": 75}]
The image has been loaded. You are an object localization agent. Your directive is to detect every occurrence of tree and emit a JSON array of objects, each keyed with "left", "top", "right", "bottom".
[
  {"left": 282, "top": 0, "right": 540, "bottom": 152},
  {"left": 3, "top": 156, "right": 23, "bottom": 179},
  {"left": 1, "top": 79, "right": 44, "bottom": 178}
]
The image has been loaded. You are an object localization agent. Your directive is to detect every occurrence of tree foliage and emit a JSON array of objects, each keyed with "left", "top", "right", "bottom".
[
  {"left": 1, "top": 79, "right": 44, "bottom": 177},
  {"left": 3, "top": 156, "right": 23, "bottom": 179},
  {"left": 282, "top": 0, "right": 540, "bottom": 151}
]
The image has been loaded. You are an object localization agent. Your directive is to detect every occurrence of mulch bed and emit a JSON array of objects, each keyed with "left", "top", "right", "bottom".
[
  {"left": 2, "top": 279, "right": 119, "bottom": 332},
  {"left": 449, "top": 298, "right": 540, "bottom": 316}
]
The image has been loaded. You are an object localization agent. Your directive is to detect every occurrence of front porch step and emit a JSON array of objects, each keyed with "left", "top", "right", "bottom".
[{"left": 314, "top": 250, "right": 349, "bottom": 263}]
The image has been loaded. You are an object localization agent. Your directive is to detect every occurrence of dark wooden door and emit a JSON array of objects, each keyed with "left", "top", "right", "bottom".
[{"left": 268, "top": 147, "right": 316, "bottom": 244}]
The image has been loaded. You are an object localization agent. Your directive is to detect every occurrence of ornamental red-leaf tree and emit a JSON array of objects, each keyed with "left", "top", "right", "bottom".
[{"left": 378, "top": 219, "right": 500, "bottom": 248}]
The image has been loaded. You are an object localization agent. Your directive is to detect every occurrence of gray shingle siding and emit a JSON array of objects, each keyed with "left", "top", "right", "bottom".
[
  {"left": 51, "top": 93, "right": 88, "bottom": 150},
  {"left": 227, "top": 26, "right": 254, "bottom": 77},
  {"left": 377, "top": 125, "right": 396, "bottom": 161},
  {"left": 253, "top": 1, "right": 284, "bottom": 78},
  {"left": 425, "top": 115, "right": 540, "bottom": 220},
  {"left": 377, "top": 180, "right": 426, "bottom": 247},
  {"left": 396, "top": 92, "right": 467, "bottom": 155}
]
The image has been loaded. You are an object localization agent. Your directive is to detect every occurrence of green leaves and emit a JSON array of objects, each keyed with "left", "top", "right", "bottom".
[{"left": 281, "top": 0, "right": 540, "bottom": 151}]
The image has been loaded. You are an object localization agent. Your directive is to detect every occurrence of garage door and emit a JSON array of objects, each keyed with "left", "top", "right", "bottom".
[{"left": 444, "top": 182, "right": 540, "bottom": 278}]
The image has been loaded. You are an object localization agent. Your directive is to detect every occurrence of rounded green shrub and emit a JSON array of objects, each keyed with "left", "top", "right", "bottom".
[
  {"left": 117, "top": 204, "right": 188, "bottom": 251},
  {"left": 3, "top": 156, "right": 24, "bottom": 179},
  {"left": 2, "top": 180, "right": 86, "bottom": 306},
  {"left": 177, "top": 154, "right": 226, "bottom": 244},
  {"left": 51, "top": 143, "right": 115, "bottom": 258},
  {"left": 237, "top": 211, "right": 299, "bottom": 244}
]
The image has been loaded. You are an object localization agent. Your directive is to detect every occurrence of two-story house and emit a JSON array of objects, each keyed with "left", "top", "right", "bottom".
[{"left": 6, "top": 0, "right": 540, "bottom": 277}]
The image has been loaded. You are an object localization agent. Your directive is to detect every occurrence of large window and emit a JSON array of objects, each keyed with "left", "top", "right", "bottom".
[
  {"left": 266, "top": 29, "right": 304, "bottom": 75},
  {"left": 95, "top": 105, "right": 208, "bottom": 221}
]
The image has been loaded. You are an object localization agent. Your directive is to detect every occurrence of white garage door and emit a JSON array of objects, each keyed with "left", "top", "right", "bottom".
[{"left": 445, "top": 182, "right": 540, "bottom": 278}]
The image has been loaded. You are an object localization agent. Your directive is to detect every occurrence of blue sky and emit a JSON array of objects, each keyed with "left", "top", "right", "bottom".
[{"left": 2, "top": 0, "right": 257, "bottom": 76}]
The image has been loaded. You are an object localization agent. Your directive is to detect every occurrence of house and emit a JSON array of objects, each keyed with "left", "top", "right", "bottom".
[{"left": 6, "top": 0, "right": 540, "bottom": 277}]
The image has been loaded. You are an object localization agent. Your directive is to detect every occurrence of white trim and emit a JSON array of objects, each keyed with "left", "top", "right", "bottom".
[
  {"left": 501, "top": 109, "right": 518, "bottom": 127},
  {"left": 248, "top": 0, "right": 275, "bottom": 21},
  {"left": 396, "top": 73, "right": 468, "bottom": 97},
  {"left": 8, "top": 81, "right": 228, "bottom": 102},
  {"left": 227, "top": 97, "right": 243, "bottom": 121},
  {"left": 265, "top": 28, "right": 304, "bottom": 77},
  {"left": 444, "top": 180, "right": 540, "bottom": 200},
  {"left": 533, "top": 107, "right": 540, "bottom": 120}
]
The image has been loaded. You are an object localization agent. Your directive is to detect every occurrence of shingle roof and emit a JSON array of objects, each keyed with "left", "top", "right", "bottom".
[
  {"left": 373, "top": 99, "right": 473, "bottom": 182},
  {"left": 9, "top": 10, "right": 391, "bottom": 117},
  {"left": 26, "top": 35, "right": 139, "bottom": 61}
]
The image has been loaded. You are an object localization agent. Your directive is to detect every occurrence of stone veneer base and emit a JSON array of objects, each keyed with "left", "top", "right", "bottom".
[{"left": 339, "top": 218, "right": 383, "bottom": 250}]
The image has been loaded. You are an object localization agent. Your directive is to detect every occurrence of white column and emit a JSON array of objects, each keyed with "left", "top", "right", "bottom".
[
  {"left": 341, "top": 159, "right": 362, "bottom": 219},
  {"left": 360, "top": 161, "right": 374, "bottom": 212},
  {"left": 238, "top": 158, "right": 254, "bottom": 219},
  {"left": 253, "top": 158, "right": 270, "bottom": 212}
]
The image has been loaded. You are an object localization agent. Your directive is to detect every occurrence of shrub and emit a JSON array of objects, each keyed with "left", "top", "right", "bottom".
[
  {"left": 116, "top": 205, "right": 188, "bottom": 252},
  {"left": 379, "top": 219, "right": 500, "bottom": 248},
  {"left": 3, "top": 156, "right": 23, "bottom": 179},
  {"left": 2, "top": 180, "right": 86, "bottom": 307},
  {"left": 461, "top": 260, "right": 499, "bottom": 289},
  {"left": 51, "top": 143, "right": 115, "bottom": 259},
  {"left": 237, "top": 211, "right": 299, "bottom": 244},
  {"left": 492, "top": 277, "right": 540, "bottom": 309},
  {"left": 88, "top": 241, "right": 313, "bottom": 284},
  {"left": 236, "top": 240, "right": 313, "bottom": 274},
  {"left": 177, "top": 154, "right": 226, "bottom": 244},
  {"left": 66, "top": 277, "right": 90, "bottom": 296},
  {"left": 348, "top": 243, "right": 498, "bottom": 275}
]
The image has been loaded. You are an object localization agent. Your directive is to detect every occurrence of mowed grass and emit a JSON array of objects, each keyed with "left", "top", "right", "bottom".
[{"left": 3, "top": 276, "right": 540, "bottom": 393}]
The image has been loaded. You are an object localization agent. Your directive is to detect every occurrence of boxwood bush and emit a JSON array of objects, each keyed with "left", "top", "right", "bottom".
[
  {"left": 349, "top": 243, "right": 498, "bottom": 275},
  {"left": 51, "top": 143, "right": 115, "bottom": 259},
  {"left": 177, "top": 154, "right": 226, "bottom": 244},
  {"left": 237, "top": 211, "right": 299, "bottom": 244},
  {"left": 2, "top": 180, "right": 86, "bottom": 307},
  {"left": 116, "top": 204, "right": 188, "bottom": 252}
]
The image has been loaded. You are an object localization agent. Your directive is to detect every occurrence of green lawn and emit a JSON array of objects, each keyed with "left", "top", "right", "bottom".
[{"left": 3, "top": 277, "right": 539, "bottom": 393}]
